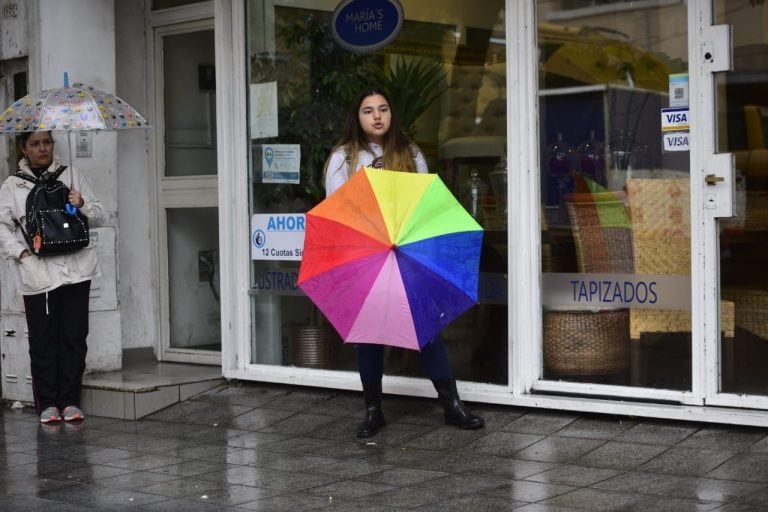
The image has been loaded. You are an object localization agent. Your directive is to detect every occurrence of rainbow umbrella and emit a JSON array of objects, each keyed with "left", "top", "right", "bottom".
[{"left": 298, "top": 168, "right": 483, "bottom": 351}]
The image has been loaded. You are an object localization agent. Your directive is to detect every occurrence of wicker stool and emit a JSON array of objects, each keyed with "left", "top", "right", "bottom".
[
  {"left": 544, "top": 309, "right": 630, "bottom": 376},
  {"left": 723, "top": 287, "right": 768, "bottom": 340}
]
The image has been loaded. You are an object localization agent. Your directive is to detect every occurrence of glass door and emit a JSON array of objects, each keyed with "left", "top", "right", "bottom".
[
  {"left": 535, "top": 1, "right": 699, "bottom": 400},
  {"left": 714, "top": 0, "right": 768, "bottom": 403},
  {"left": 155, "top": 20, "right": 221, "bottom": 364}
]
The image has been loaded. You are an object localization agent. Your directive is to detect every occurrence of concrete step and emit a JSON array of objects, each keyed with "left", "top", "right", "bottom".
[{"left": 81, "top": 349, "right": 224, "bottom": 420}]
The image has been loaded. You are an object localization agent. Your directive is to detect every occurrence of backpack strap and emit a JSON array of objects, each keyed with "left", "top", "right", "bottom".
[
  {"left": 50, "top": 165, "right": 68, "bottom": 181},
  {"left": 14, "top": 165, "right": 67, "bottom": 184},
  {"left": 14, "top": 171, "right": 38, "bottom": 184}
]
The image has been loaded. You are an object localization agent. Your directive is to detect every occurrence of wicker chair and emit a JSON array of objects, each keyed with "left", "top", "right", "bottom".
[
  {"left": 625, "top": 178, "right": 735, "bottom": 385},
  {"left": 722, "top": 287, "right": 768, "bottom": 341},
  {"left": 543, "top": 193, "right": 632, "bottom": 377}
]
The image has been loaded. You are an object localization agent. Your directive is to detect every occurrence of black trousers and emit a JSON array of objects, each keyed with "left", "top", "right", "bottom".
[
  {"left": 357, "top": 336, "right": 454, "bottom": 384},
  {"left": 23, "top": 280, "right": 90, "bottom": 413}
]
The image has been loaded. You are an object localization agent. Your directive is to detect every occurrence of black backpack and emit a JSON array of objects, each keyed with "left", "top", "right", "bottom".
[{"left": 13, "top": 166, "right": 90, "bottom": 256}]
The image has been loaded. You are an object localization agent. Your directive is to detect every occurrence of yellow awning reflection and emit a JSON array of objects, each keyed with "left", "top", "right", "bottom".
[{"left": 540, "top": 23, "right": 671, "bottom": 92}]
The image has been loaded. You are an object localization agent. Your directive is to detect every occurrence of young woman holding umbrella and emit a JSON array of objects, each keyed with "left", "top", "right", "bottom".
[
  {"left": 0, "top": 131, "right": 106, "bottom": 424},
  {"left": 324, "top": 87, "right": 485, "bottom": 438}
]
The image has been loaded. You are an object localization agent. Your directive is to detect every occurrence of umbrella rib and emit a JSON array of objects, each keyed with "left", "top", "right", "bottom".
[
  {"left": 36, "top": 88, "right": 61, "bottom": 130},
  {"left": 90, "top": 90, "right": 110, "bottom": 127}
]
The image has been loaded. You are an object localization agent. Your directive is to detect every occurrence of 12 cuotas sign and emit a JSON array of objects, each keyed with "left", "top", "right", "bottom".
[{"left": 251, "top": 214, "right": 305, "bottom": 261}]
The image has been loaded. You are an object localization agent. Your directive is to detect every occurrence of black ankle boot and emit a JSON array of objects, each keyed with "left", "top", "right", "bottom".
[
  {"left": 432, "top": 378, "right": 485, "bottom": 429},
  {"left": 357, "top": 380, "right": 386, "bottom": 438}
]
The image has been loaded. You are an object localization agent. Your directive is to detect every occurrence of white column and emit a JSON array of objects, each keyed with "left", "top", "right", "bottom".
[{"left": 35, "top": 0, "right": 122, "bottom": 371}]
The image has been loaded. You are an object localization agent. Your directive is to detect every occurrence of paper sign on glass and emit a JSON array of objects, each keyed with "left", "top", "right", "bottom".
[{"left": 249, "top": 82, "right": 278, "bottom": 139}]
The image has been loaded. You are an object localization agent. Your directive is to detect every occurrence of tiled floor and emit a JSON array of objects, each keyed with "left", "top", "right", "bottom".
[{"left": 3, "top": 381, "right": 768, "bottom": 511}]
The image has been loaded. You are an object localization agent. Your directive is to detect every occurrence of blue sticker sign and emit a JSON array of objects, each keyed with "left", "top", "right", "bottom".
[{"left": 331, "top": 0, "right": 404, "bottom": 53}]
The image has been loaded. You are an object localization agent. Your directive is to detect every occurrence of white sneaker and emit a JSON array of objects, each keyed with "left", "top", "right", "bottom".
[
  {"left": 62, "top": 405, "right": 84, "bottom": 422},
  {"left": 40, "top": 406, "right": 61, "bottom": 424}
]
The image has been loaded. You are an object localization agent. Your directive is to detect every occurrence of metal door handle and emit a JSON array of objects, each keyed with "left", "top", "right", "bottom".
[{"left": 705, "top": 174, "right": 725, "bottom": 185}]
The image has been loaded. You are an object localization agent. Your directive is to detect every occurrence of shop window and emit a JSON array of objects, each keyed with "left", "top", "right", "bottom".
[
  {"left": 538, "top": 0, "right": 696, "bottom": 389},
  {"left": 246, "top": 1, "right": 508, "bottom": 385}
]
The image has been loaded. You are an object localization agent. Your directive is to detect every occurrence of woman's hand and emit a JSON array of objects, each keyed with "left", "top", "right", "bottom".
[{"left": 68, "top": 190, "right": 84, "bottom": 208}]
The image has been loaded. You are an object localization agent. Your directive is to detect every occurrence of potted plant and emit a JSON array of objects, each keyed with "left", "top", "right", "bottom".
[{"left": 256, "top": 13, "right": 448, "bottom": 206}]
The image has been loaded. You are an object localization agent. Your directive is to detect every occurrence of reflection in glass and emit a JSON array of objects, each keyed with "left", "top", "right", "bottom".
[{"left": 538, "top": 1, "right": 692, "bottom": 389}]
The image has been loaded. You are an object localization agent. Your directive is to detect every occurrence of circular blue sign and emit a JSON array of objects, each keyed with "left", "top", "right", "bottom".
[
  {"left": 331, "top": 0, "right": 404, "bottom": 53},
  {"left": 252, "top": 229, "right": 266, "bottom": 248}
]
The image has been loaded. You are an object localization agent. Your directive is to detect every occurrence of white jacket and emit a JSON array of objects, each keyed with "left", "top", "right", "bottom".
[
  {"left": 0, "top": 157, "right": 107, "bottom": 295},
  {"left": 325, "top": 143, "right": 428, "bottom": 196}
]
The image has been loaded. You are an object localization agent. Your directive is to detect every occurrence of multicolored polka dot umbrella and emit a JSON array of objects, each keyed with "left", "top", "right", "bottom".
[
  {"left": 1, "top": 73, "right": 149, "bottom": 188},
  {"left": 298, "top": 167, "right": 483, "bottom": 351},
  {"left": 1, "top": 76, "right": 148, "bottom": 133}
]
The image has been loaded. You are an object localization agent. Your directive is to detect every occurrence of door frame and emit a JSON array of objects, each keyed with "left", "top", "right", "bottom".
[{"left": 149, "top": 3, "right": 220, "bottom": 365}]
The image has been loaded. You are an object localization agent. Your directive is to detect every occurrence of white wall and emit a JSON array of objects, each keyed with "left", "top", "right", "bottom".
[
  {"left": 115, "top": 0, "right": 157, "bottom": 351},
  {"left": 0, "top": 0, "right": 28, "bottom": 59}
]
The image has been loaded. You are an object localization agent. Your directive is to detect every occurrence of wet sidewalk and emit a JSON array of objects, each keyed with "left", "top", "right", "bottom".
[{"left": 2, "top": 381, "right": 768, "bottom": 511}]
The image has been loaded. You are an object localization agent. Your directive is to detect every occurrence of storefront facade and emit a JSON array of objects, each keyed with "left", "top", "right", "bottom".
[
  {"left": 4, "top": 0, "right": 768, "bottom": 426},
  {"left": 201, "top": 0, "right": 768, "bottom": 426}
]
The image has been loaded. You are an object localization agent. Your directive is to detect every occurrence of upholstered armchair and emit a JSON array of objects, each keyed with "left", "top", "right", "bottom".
[{"left": 438, "top": 63, "right": 507, "bottom": 189}]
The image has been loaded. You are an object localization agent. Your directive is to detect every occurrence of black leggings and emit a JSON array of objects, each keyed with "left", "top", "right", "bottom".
[
  {"left": 23, "top": 281, "right": 90, "bottom": 413},
  {"left": 357, "top": 336, "right": 454, "bottom": 383}
]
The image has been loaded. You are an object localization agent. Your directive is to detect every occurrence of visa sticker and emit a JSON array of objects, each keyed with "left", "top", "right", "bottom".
[
  {"left": 661, "top": 107, "right": 689, "bottom": 132},
  {"left": 662, "top": 132, "right": 690, "bottom": 152}
]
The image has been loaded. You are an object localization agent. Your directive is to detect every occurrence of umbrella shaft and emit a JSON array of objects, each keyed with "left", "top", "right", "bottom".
[{"left": 67, "top": 132, "right": 74, "bottom": 189}]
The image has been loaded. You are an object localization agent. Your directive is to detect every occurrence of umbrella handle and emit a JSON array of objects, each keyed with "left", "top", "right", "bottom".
[{"left": 65, "top": 203, "right": 78, "bottom": 215}]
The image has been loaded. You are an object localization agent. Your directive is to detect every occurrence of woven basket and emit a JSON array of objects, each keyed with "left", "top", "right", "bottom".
[
  {"left": 723, "top": 287, "right": 768, "bottom": 340},
  {"left": 544, "top": 310, "right": 630, "bottom": 375},
  {"left": 543, "top": 198, "right": 632, "bottom": 376},
  {"left": 626, "top": 178, "right": 735, "bottom": 340}
]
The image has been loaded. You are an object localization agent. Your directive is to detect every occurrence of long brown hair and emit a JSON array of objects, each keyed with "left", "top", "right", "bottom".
[{"left": 324, "top": 87, "right": 419, "bottom": 180}]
